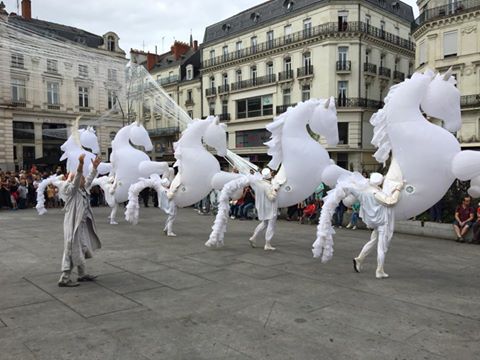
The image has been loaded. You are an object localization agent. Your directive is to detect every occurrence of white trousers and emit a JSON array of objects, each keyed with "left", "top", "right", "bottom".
[
  {"left": 163, "top": 205, "right": 177, "bottom": 233},
  {"left": 357, "top": 224, "right": 392, "bottom": 269},
  {"left": 250, "top": 216, "right": 277, "bottom": 244}
]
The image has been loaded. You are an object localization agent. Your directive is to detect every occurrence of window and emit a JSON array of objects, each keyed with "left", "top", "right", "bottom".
[
  {"left": 222, "top": 73, "right": 228, "bottom": 87},
  {"left": 210, "top": 76, "right": 215, "bottom": 89},
  {"left": 338, "top": 47, "right": 348, "bottom": 63},
  {"left": 267, "top": 31, "right": 274, "bottom": 48},
  {"left": 78, "top": 86, "right": 89, "bottom": 107},
  {"left": 338, "top": 11, "right": 348, "bottom": 31},
  {"left": 380, "top": 54, "right": 385, "bottom": 68},
  {"left": 108, "top": 90, "right": 116, "bottom": 109},
  {"left": 11, "top": 53, "right": 24, "bottom": 68},
  {"left": 236, "top": 69, "right": 242, "bottom": 82},
  {"left": 108, "top": 69, "right": 117, "bottom": 82},
  {"left": 394, "top": 59, "right": 399, "bottom": 72},
  {"left": 236, "top": 95, "right": 273, "bottom": 119},
  {"left": 236, "top": 129, "right": 271, "bottom": 148},
  {"left": 209, "top": 102, "right": 215, "bottom": 115},
  {"left": 47, "top": 59, "right": 58, "bottom": 73},
  {"left": 47, "top": 82, "right": 60, "bottom": 105},
  {"left": 222, "top": 100, "right": 228, "bottom": 115},
  {"left": 380, "top": 21, "right": 385, "bottom": 38},
  {"left": 210, "top": 49, "right": 215, "bottom": 60},
  {"left": 365, "top": 14, "right": 371, "bottom": 28},
  {"left": 186, "top": 65, "right": 193, "bottom": 80},
  {"left": 283, "top": 88, "right": 291, "bottom": 105},
  {"left": 222, "top": 46, "right": 228, "bottom": 60},
  {"left": 266, "top": 62, "right": 274, "bottom": 81},
  {"left": 251, "top": 36, "right": 257, "bottom": 52},
  {"left": 302, "top": 85, "right": 310, "bottom": 102},
  {"left": 251, "top": 66, "right": 257, "bottom": 84},
  {"left": 13, "top": 121, "right": 34, "bottom": 141},
  {"left": 443, "top": 30, "right": 457, "bottom": 57},
  {"left": 338, "top": 123, "right": 349, "bottom": 145},
  {"left": 303, "top": 19, "right": 312, "bottom": 37},
  {"left": 188, "top": 110, "right": 193, "bottom": 118},
  {"left": 107, "top": 36, "right": 115, "bottom": 52},
  {"left": 11, "top": 78, "right": 26, "bottom": 102},
  {"left": 303, "top": 52, "right": 312, "bottom": 71},
  {"left": 419, "top": 41, "right": 426, "bottom": 65},
  {"left": 79, "top": 65, "right": 88, "bottom": 78},
  {"left": 236, "top": 41, "right": 243, "bottom": 56},
  {"left": 187, "top": 90, "right": 193, "bottom": 102},
  {"left": 338, "top": 81, "right": 348, "bottom": 106},
  {"left": 284, "top": 57, "right": 292, "bottom": 72},
  {"left": 284, "top": 25, "right": 292, "bottom": 43}
]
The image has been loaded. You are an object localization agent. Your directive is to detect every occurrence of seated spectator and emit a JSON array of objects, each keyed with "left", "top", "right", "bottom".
[
  {"left": 299, "top": 201, "right": 317, "bottom": 224},
  {"left": 471, "top": 202, "right": 480, "bottom": 245},
  {"left": 238, "top": 186, "right": 255, "bottom": 220},
  {"left": 346, "top": 200, "right": 360, "bottom": 230},
  {"left": 453, "top": 196, "right": 474, "bottom": 243}
]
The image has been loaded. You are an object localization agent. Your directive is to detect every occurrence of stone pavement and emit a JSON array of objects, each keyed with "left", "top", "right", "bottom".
[{"left": 0, "top": 206, "right": 479, "bottom": 360}]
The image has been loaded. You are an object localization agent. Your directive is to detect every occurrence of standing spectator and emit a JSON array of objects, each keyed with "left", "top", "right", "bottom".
[
  {"left": 453, "top": 196, "right": 474, "bottom": 243},
  {"left": 471, "top": 202, "right": 480, "bottom": 245},
  {"left": 429, "top": 199, "right": 443, "bottom": 223},
  {"left": 17, "top": 179, "right": 28, "bottom": 209},
  {"left": 333, "top": 202, "right": 346, "bottom": 228},
  {"left": 140, "top": 188, "right": 150, "bottom": 207}
]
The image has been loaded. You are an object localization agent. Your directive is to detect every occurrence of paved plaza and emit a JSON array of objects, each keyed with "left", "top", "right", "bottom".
[{"left": 0, "top": 206, "right": 479, "bottom": 359}]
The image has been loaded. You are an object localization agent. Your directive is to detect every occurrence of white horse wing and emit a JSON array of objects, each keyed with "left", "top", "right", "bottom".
[{"left": 265, "top": 117, "right": 285, "bottom": 170}]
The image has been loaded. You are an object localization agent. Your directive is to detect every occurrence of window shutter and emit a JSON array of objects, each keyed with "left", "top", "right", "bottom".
[{"left": 443, "top": 31, "right": 457, "bottom": 56}]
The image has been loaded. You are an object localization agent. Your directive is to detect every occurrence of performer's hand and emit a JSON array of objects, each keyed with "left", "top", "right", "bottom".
[
  {"left": 91, "top": 156, "right": 101, "bottom": 170},
  {"left": 78, "top": 153, "right": 85, "bottom": 164}
]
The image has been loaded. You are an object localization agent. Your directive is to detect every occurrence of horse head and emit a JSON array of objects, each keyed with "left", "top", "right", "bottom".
[
  {"left": 129, "top": 121, "right": 153, "bottom": 151},
  {"left": 420, "top": 67, "right": 461, "bottom": 133},
  {"left": 203, "top": 116, "right": 227, "bottom": 157},
  {"left": 309, "top": 96, "right": 339, "bottom": 146},
  {"left": 80, "top": 126, "right": 100, "bottom": 154}
]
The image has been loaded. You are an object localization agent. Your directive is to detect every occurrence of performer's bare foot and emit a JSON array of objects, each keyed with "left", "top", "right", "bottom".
[
  {"left": 248, "top": 237, "right": 257, "bottom": 248},
  {"left": 167, "top": 232, "right": 177, "bottom": 237},
  {"left": 110, "top": 220, "right": 118, "bottom": 225},
  {"left": 264, "top": 242, "right": 276, "bottom": 251}
]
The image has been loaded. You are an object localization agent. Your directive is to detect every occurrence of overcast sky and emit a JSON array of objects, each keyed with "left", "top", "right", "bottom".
[{"left": 4, "top": 0, "right": 419, "bottom": 57}]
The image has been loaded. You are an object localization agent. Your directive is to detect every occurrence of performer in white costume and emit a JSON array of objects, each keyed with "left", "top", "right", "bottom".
[
  {"left": 248, "top": 168, "right": 279, "bottom": 251},
  {"left": 351, "top": 172, "right": 404, "bottom": 279},
  {"left": 59, "top": 154, "right": 102, "bottom": 287}
]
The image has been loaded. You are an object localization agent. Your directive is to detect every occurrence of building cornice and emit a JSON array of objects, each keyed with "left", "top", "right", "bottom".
[{"left": 413, "top": 9, "right": 480, "bottom": 39}]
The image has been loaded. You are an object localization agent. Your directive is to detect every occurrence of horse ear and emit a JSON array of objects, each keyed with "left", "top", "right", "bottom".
[{"left": 443, "top": 67, "right": 453, "bottom": 81}]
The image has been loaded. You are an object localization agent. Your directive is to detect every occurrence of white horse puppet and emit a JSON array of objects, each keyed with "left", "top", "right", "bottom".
[
  {"left": 206, "top": 97, "right": 348, "bottom": 249},
  {"left": 36, "top": 116, "right": 106, "bottom": 215},
  {"left": 126, "top": 115, "right": 241, "bottom": 235},
  {"left": 93, "top": 121, "right": 168, "bottom": 224},
  {"left": 313, "top": 68, "right": 465, "bottom": 263}
]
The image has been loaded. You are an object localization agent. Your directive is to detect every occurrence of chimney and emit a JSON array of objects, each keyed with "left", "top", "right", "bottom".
[
  {"left": 146, "top": 53, "right": 158, "bottom": 71},
  {"left": 193, "top": 40, "right": 198, "bottom": 51},
  {"left": 21, "top": 0, "right": 31, "bottom": 20}
]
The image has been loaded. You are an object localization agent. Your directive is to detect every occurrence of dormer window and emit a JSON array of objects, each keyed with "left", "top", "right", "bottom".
[
  {"left": 250, "top": 12, "right": 260, "bottom": 23},
  {"left": 283, "top": 0, "right": 294, "bottom": 10},
  {"left": 107, "top": 36, "right": 116, "bottom": 52},
  {"left": 75, "top": 36, "right": 86, "bottom": 45},
  {"left": 222, "top": 23, "right": 231, "bottom": 32},
  {"left": 186, "top": 64, "right": 193, "bottom": 81}
]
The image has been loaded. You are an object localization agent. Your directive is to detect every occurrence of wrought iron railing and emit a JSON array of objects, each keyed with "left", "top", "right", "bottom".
[
  {"left": 278, "top": 70, "right": 294, "bottom": 81},
  {"left": 336, "top": 60, "right": 351, "bottom": 71},
  {"left": 231, "top": 74, "right": 276, "bottom": 91},
  {"left": 297, "top": 65, "right": 314, "bottom": 77},
  {"left": 336, "top": 98, "right": 384, "bottom": 109},
  {"left": 218, "top": 113, "right": 231, "bottom": 122},
  {"left": 393, "top": 70, "right": 405, "bottom": 82},
  {"left": 205, "top": 87, "right": 217, "bottom": 97},
  {"left": 414, "top": 0, "right": 480, "bottom": 28},
  {"left": 364, "top": 62, "right": 377, "bottom": 74},
  {"left": 379, "top": 67, "right": 391, "bottom": 78},
  {"left": 217, "top": 84, "right": 230, "bottom": 94},
  {"left": 276, "top": 104, "right": 297, "bottom": 115},
  {"left": 461, "top": 95, "right": 480, "bottom": 108}
]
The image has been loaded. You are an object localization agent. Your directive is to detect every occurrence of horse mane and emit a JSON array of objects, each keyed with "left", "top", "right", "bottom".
[
  {"left": 370, "top": 80, "right": 405, "bottom": 165},
  {"left": 265, "top": 112, "right": 287, "bottom": 170}
]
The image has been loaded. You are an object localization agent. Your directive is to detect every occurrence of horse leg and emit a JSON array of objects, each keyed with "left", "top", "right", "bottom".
[
  {"left": 165, "top": 205, "right": 177, "bottom": 237},
  {"left": 110, "top": 204, "right": 118, "bottom": 225},
  {"left": 264, "top": 216, "right": 277, "bottom": 251},
  {"left": 375, "top": 226, "right": 390, "bottom": 279}
]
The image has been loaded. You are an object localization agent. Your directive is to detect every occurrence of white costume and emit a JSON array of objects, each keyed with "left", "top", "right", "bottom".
[
  {"left": 351, "top": 173, "right": 403, "bottom": 279},
  {"left": 248, "top": 169, "right": 278, "bottom": 250}
]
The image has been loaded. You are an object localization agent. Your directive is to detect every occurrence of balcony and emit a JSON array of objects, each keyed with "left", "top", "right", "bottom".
[
  {"left": 413, "top": 0, "right": 480, "bottom": 29},
  {"left": 231, "top": 74, "right": 276, "bottom": 91},
  {"left": 297, "top": 65, "right": 314, "bottom": 78},
  {"left": 185, "top": 99, "right": 195, "bottom": 107},
  {"left": 205, "top": 87, "right": 217, "bottom": 97},
  {"left": 461, "top": 95, "right": 480, "bottom": 108},
  {"left": 157, "top": 75, "right": 179, "bottom": 86},
  {"left": 393, "top": 70, "right": 405, "bottom": 82},
  {"left": 363, "top": 63, "right": 377, "bottom": 75},
  {"left": 218, "top": 113, "right": 231, "bottom": 122},
  {"left": 148, "top": 126, "right": 180, "bottom": 137},
  {"left": 276, "top": 104, "right": 297, "bottom": 115},
  {"left": 336, "top": 97, "right": 384, "bottom": 109},
  {"left": 79, "top": 107, "right": 91, "bottom": 113},
  {"left": 336, "top": 61, "right": 351, "bottom": 73},
  {"left": 379, "top": 67, "right": 391, "bottom": 78},
  {"left": 202, "top": 21, "right": 414, "bottom": 68},
  {"left": 11, "top": 101, "right": 26, "bottom": 108},
  {"left": 47, "top": 104, "right": 61, "bottom": 110},
  {"left": 278, "top": 70, "right": 294, "bottom": 82},
  {"left": 218, "top": 84, "right": 230, "bottom": 94}
]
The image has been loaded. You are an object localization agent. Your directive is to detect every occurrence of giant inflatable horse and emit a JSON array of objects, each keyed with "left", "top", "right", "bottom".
[
  {"left": 205, "top": 97, "right": 348, "bottom": 248},
  {"left": 36, "top": 118, "right": 103, "bottom": 215},
  {"left": 93, "top": 121, "right": 168, "bottom": 224},
  {"left": 125, "top": 116, "right": 241, "bottom": 235},
  {"left": 313, "top": 68, "right": 464, "bottom": 263}
]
